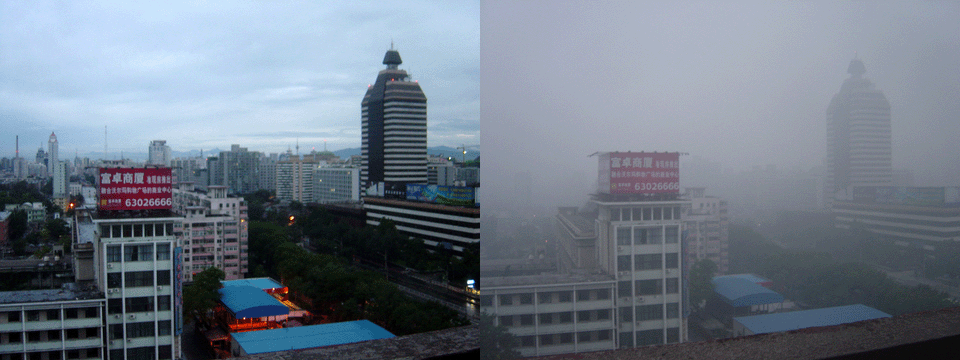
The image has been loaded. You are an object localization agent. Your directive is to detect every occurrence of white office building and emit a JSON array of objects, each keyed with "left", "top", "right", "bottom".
[
  {"left": 0, "top": 286, "right": 105, "bottom": 360},
  {"left": 313, "top": 167, "right": 360, "bottom": 204}
]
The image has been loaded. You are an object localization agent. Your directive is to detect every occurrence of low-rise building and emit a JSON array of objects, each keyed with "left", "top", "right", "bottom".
[{"left": 0, "top": 285, "right": 105, "bottom": 360}]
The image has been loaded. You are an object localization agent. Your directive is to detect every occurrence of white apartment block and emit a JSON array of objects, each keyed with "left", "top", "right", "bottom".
[
  {"left": 313, "top": 167, "right": 359, "bottom": 204},
  {"left": 0, "top": 287, "right": 105, "bottom": 360},
  {"left": 172, "top": 184, "right": 249, "bottom": 281},
  {"left": 275, "top": 158, "right": 315, "bottom": 204},
  {"left": 681, "top": 188, "right": 729, "bottom": 274},
  {"left": 74, "top": 209, "right": 182, "bottom": 360},
  {"left": 481, "top": 275, "right": 617, "bottom": 357}
]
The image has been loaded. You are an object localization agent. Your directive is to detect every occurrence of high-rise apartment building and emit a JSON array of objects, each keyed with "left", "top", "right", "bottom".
[
  {"left": 681, "top": 188, "right": 728, "bottom": 274},
  {"left": 148, "top": 141, "right": 171, "bottom": 167},
  {"left": 47, "top": 132, "right": 58, "bottom": 176},
  {"left": 314, "top": 167, "right": 360, "bottom": 204},
  {"left": 361, "top": 47, "right": 428, "bottom": 189},
  {"left": 172, "top": 184, "right": 249, "bottom": 281},
  {"left": 210, "top": 145, "right": 261, "bottom": 195},
  {"left": 275, "top": 156, "right": 316, "bottom": 204},
  {"left": 825, "top": 58, "right": 892, "bottom": 207}
]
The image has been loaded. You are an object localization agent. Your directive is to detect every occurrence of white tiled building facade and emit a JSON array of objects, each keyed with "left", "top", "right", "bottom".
[{"left": 172, "top": 185, "right": 248, "bottom": 281}]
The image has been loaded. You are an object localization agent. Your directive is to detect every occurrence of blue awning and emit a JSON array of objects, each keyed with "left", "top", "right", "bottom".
[{"left": 218, "top": 285, "right": 288, "bottom": 319}]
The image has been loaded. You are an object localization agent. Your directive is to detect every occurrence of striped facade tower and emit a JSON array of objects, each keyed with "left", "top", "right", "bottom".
[
  {"left": 825, "top": 58, "right": 892, "bottom": 207},
  {"left": 361, "top": 46, "right": 428, "bottom": 189}
]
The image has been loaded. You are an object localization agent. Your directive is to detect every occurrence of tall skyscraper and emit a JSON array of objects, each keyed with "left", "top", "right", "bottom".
[
  {"left": 825, "top": 58, "right": 892, "bottom": 207},
  {"left": 48, "top": 132, "right": 58, "bottom": 175},
  {"left": 361, "top": 46, "right": 428, "bottom": 189}
]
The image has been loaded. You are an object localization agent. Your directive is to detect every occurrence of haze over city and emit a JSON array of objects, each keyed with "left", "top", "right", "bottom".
[
  {"left": 481, "top": 1, "right": 960, "bottom": 215},
  {"left": 0, "top": 1, "right": 479, "bottom": 157}
]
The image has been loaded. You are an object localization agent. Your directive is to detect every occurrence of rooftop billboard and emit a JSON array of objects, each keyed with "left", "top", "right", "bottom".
[
  {"left": 406, "top": 184, "right": 476, "bottom": 206},
  {"left": 98, "top": 167, "right": 173, "bottom": 211},
  {"left": 598, "top": 152, "right": 680, "bottom": 195}
]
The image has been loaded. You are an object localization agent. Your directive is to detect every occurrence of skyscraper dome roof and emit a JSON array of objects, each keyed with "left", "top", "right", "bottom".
[
  {"left": 848, "top": 59, "right": 866, "bottom": 77},
  {"left": 383, "top": 49, "right": 402, "bottom": 67}
]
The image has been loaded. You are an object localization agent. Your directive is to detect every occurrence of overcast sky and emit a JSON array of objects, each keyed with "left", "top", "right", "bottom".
[
  {"left": 1, "top": 1, "right": 478, "bottom": 158},
  {"left": 482, "top": 1, "right": 960, "bottom": 212}
]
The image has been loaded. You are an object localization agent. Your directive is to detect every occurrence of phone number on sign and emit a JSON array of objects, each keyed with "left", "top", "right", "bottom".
[
  {"left": 124, "top": 198, "right": 172, "bottom": 207},
  {"left": 634, "top": 182, "right": 679, "bottom": 191}
]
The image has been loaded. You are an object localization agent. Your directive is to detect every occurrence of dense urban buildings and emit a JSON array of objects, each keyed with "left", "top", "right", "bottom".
[
  {"left": 825, "top": 58, "right": 892, "bottom": 208},
  {"left": 209, "top": 145, "right": 261, "bottom": 195},
  {"left": 172, "top": 183, "right": 249, "bottom": 281},
  {"left": 361, "top": 47, "right": 428, "bottom": 189},
  {"left": 363, "top": 193, "right": 479, "bottom": 256},
  {"left": 314, "top": 167, "right": 360, "bottom": 204},
  {"left": 484, "top": 152, "right": 689, "bottom": 356},
  {"left": 682, "top": 187, "right": 729, "bottom": 274},
  {"left": 275, "top": 155, "right": 316, "bottom": 204}
]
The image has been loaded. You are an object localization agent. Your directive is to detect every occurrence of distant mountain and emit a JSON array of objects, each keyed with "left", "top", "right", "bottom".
[{"left": 333, "top": 146, "right": 479, "bottom": 161}]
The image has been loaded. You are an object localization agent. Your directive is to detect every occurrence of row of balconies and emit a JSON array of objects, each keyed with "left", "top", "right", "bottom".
[
  {"left": 493, "top": 300, "right": 615, "bottom": 316},
  {"left": 507, "top": 319, "right": 615, "bottom": 337},
  {"left": 0, "top": 317, "right": 101, "bottom": 332},
  {"left": 0, "top": 337, "right": 102, "bottom": 353}
]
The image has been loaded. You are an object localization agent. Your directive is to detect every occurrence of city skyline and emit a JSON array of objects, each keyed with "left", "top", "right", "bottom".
[{"left": 0, "top": 1, "right": 479, "bottom": 158}]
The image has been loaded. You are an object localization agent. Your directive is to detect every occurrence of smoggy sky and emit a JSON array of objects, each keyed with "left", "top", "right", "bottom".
[
  {"left": 1, "top": 1, "right": 479, "bottom": 158},
  {"left": 481, "top": 1, "right": 960, "bottom": 212}
]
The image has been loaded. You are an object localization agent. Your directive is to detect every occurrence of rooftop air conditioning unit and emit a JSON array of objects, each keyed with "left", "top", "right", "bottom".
[
  {"left": 127, "top": 339, "right": 132, "bottom": 343},
  {"left": 128, "top": 314, "right": 136, "bottom": 320},
  {"left": 107, "top": 263, "right": 113, "bottom": 269},
  {"left": 157, "top": 286, "right": 163, "bottom": 291},
  {"left": 636, "top": 297, "right": 644, "bottom": 303},
  {"left": 114, "top": 314, "right": 120, "bottom": 319}
]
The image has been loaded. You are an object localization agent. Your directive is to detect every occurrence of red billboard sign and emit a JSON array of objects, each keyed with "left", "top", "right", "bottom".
[
  {"left": 598, "top": 152, "right": 680, "bottom": 194},
  {"left": 98, "top": 168, "right": 173, "bottom": 210}
]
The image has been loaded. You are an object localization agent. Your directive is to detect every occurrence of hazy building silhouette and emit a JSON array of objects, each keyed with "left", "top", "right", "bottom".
[
  {"left": 361, "top": 46, "right": 428, "bottom": 189},
  {"left": 47, "top": 132, "right": 58, "bottom": 176},
  {"left": 825, "top": 58, "right": 892, "bottom": 207}
]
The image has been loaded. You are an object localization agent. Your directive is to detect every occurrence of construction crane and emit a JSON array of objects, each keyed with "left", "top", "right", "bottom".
[{"left": 457, "top": 144, "right": 479, "bottom": 164}]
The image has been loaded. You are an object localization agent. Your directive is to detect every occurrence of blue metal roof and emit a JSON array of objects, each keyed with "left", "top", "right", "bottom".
[
  {"left": 722, "top": 274, "right": 770, "bottom": 285},
  {"left": 734, "top": 304, "right": 892, "bottom": 335},
  {"left": 218, "top": 285, "right": 288, "bottom": 319},
  {"left": 221, "top": 277, "right": 284, "bottom": 291},
  {"left": 232, "top": 320, "right": 395, "bottom": 355},
  {"left": 712, "top": 276, "right": 784, "bottom": 307}
]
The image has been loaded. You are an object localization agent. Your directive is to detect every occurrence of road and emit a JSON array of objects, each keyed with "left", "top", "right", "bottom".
[{"left": 354, "top": 259, "right": 480, "bottom": 324}]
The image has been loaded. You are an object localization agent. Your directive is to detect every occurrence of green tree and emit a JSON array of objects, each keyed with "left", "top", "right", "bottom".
[
  {"left": 689, "top": 259, "right": 718, "bottom": 312},
  {"left": 183, "top": 267, "right": 225, "bottom": 324},
  {"left": 45, "top": 218, "right": 70, "bottom": 241},
  {"left": 480, "top": 313, "right": 520, "bottom": 360},
  {"left": 7, "top": 210, "right": 28, "bottom": 240}
]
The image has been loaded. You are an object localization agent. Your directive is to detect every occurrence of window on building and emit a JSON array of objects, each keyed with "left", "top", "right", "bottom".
[
  {"left": 538, "top": 292, "right": 553, "bottom": 304},
  {"left": 108, "top": 273, "right": 121, "bottom": 288},
  {"left": 157, "top": 270, "right": 171, "bottom": 286},
  {"left": 578, "top": 331, "right": 594, "bottom": 343},
  {"left": 65, "top": 308, "right": 78, "bottom": 319},
  {"left": 559, "top": 333, "right": 573, "bottom": 344},
  {"left": 667, "top": 327, "right": 680, "bottom": 343},
  {"left": 519, "top": 293, "right": 533, "bottom": 304},
  {"left": 666, "top": 278, "right": 679, "bottom": 294},
  {"left": 108, "top": 299, "right": 122, "bottom": 314},
  {"left": 520, "top": 336, "right": 535, "bottom": 347},
  {"left": 85, "top": 307, "right": 97, "bottom": 318},
  {"left": 165, "top": 223, "right": 174, "bottom": 236},
  {"left": 479, "top": 295, "right": 493, "bottom": 307},
  {"left": 619, "top": 306, "right": 633, "bottom": 322},
  {"left": 649, "top": 227, "right": 662, "bottom": 243},
  {"left": 100, "top": 225, "right": 111, "bottom": 238},
  {"left": 7, "top": 311, "right": 20, "bottom": 322},
  {"left": 636, "top": 279, "right": 661, "bottom": 296},
  {"left": 665, "top": 253, "right": 679, "bottom": 269},
  {"left": 632, "top": 208, "right": 643, "bottom": 221},
  {"left": 558, "top": 312, "right": 572, "bottom": 323},
  {"left": 619, "top": 332, "right": 634, "bottom": 348},
  {"left": 109, "top": 349, "right": 124, "bottom": 360},
  {"left": 27, "top": 331, "right": 41, "bottom": 341},
  {"left": 577, "top": 290, "right": 591, "bottom": 301},
  {"left": 125, "top": 297, "right": 154, "bottom": 313},
  {"left": 127, "top": 346, "right": 155, "bottom": 359},
  {"left": 663, "top": 207, "right": 672, "bottom": 220},
  {"left": 577, "top": 310, "right": 591, "bottom": 322},
  {"left": 8, "top": 332, "right": 20, "bottom": 342},
  {"left": 158, "top": 320, "right": 172, "bottom": 336},
  {"left": 667, "top": 303, "right": 679, "bottom": 318},
  {"left": 598, "top": 309, "right": 610, "bottom": 320},
  {"left": 126, "top": 322, "right": 155, "bottom": 338},
  {"left": 539, "top": 334, "right": 554, "bottom": 346},
  {"left": 538, "top": 313, "right": 553, "bottom": 325},
  {"left": 633, "top": 227, "right": 647, "bottom": 244},
  {"left": 635, "top": 254, "right": 661, "bottom": 270},
  {"left": 123, "top": 224, "right": 132, "bottom": 237},
  {"left": 145, "top": 223, "right": 154, "bottom": 237},
  {"left": 133, "top": 224, "right": 143, "bottom": 237},
  {"left": 637, "top": 329, "right": 663, "bottom": 346},
  {"left": 618, "top": 281, "right": 631, "bottom": 298},
  {"left": 637, "top": 304, "right": 661, "bottom": 321},
  {"left": 599, "top": 329, "right": 611, "bottom": 341},
  {"left": 107, "top": 245, "right": 121, "bottom": 262},
  {"left": 617, "top": 255, "right": 631, "bottom": 271},
  {"left": 665, "top": 226, "right": 679, "bottom": 244},
  {"left": 596, "top": 289, "right": 610, "bottom": 300},
  {"left": 653, "top": 207, "right": 662, "bottom": 220},
  {"left": 617, "top": 227, "right": 632, "bottom": 245},
  {"left": 158, "top": 296, "right": 171, "bottom": 311},
  {"left": 124, "top": 271, "right": 153, "bottom": 288},
  {"left": 558, "top": 291, "right": 572, "bottom": 303},
  {"left": 26, "top": 311, "right": 40, "bottom": 321},
  {"left": 47, "top": 329, "right": 60, "bottom": 340},
  {"left": 610, "top": 208, "right": 620, "bottom": 221},
  {"left": 498, "top": 315, "right": 513, "bottom": 327},
  {"left": 519, "top": 314, "right": 533, "bottom": 326},
  {"left": 498, "top": 295, "right": 513, "bottom": 306},
  {"left": 157, "top": 244, "right": 170, "bottom": 260}
]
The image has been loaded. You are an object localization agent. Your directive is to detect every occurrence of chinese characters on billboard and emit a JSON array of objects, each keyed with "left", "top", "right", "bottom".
[
  {"left": 598, "top": 152, "right": 680, "bottom": 194},
  {"left": 98, "top": 168, "right": 173, "bottom": 210}
]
